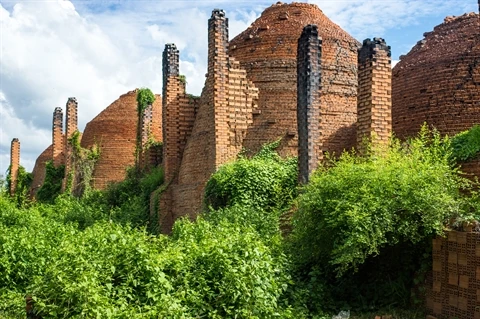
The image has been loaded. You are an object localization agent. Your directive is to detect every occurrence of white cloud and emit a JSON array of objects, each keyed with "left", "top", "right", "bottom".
[{"left": 0, "top": 0, "right": 477, "bottom": 176}]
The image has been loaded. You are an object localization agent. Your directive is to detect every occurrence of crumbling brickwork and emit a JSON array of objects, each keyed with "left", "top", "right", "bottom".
[
  {"left": 81, "top": 90, "right": 162, "bottom": 190},
  {"left": 9, "top": 138, "right": 20, "bottom": 196},
  {"left": 357, "top": 38, "right": 392, "bottom": 151},
  {"left": 297, "top": 24, "right": 322, "bottom": 184},
  {"left": 29, "top": 145, "right": 53, "bottom": 196},
  {"left": 159, "top": 9, "right": 258, "bottom": 233},
  {"left": 52, "top": 107, "right": 64, "bottom": 167},
  {"left": 392, "top": 12, "right": 480, "bottom": 139},
  {"left": 426, "top": 231, "right": 480, "bottom": 319},
  {"left": 62, "top": 97, "right": 78, "bottom": 191},
  {"left": 229, "top": 2, "right": 359, "bottom": 158}
]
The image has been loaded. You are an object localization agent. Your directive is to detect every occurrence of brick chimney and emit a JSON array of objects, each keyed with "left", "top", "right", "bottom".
[
  {"left": 297, "top": 24, "right": 322, "bottom": 184},
  {"left": 162, "top": 43, "right": 183, "bottom": 182},
  {"left": 9, "top": 138, "right": 20, "bottom": 196},
  {"left": 52, "top": 107, "right": 64, "bottom": 167},
  {"left": 357, "top": 38, "right": 392, "bottom": 153},
  {"left": 62, "top": 97, "right": 78, "bottom": 191}
]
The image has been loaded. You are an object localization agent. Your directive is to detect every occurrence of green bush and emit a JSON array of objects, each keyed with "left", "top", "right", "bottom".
[
  {"left": 136, "top": 88, "right": 155, "bottom": 115},
  {"left": 450, "top": 124, "right": 480, "bottom": 161},
  {"left": 36, "top": 161, "right": 64, "bottom": 203},
  {"left": 205, "top": 141, "right": 298, "bottom": 211},
  {"left": 289, "top": 127, "right": 473, "bottom": 311}
]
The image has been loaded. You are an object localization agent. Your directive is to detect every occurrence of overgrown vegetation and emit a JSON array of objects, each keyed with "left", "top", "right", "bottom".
[
  {"left": 1, "top": 127, "right": 480, "bottom": 318},
  {"left": 450, "top": 124, "right": 480, "bottom": 161},
  {"left": 136, "top": 88, "right": 155, "bottom": 115},
  {"left": 68, "top": 130, "right": 100, "bottom": 197},
  {"left": 5, "top": 165, "right": 33, "bottom": 207},
  {"left": 36, "top": 161, "right": 64, "bottom": 204}
]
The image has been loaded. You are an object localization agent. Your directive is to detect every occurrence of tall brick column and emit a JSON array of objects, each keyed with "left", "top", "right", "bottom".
[
  {"left": 297, "top": 24, "right": 322, "bottom": 184},
  {"left": 357, "top": 38, "right": 392, "bottom": 152},
  {"left": 9, "top": 138, "right": 20, "bottom": 196},
  {"left": 62, "top": 97, "right": 78, "bottom": 191},
  {"left": 162, "top": 43, "right": 183, "bottom": 182},
  {"left": 52, "top": 107, "right": 64, "bottom": 167},
  {"left": 208, "top": 9, "right": 230, "bottom": 166}
]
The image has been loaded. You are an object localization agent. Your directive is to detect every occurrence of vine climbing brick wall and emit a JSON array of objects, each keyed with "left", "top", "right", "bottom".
[
  {"left": 62, "top": 97, "right": 78, "bottom": 191},
  {"left": 159, "top": 9, "right": 258, "bottom": 234},
  {"left": 81, "top": 90, "right": 162, "bottom": 190},
  {"left": 392, "top": 13, "right": 480, "bottom": 140},
  {"left": 229, "top": 2, "right": 359, "bottom": 158},
  {"left": 52, "top": 107, "right": 64, "bottom": 167},
  {"left": 357, "top": 38, "right": 392, "bottom": 152},
  {"left": 9, "top": 138, "right": 20, "bottom": 196},
  {"left": 426, "top": 231, "right": 480, "bottom": 319},
  {"left": 297, "top": 24, "right": 322, "bottom": 184}
]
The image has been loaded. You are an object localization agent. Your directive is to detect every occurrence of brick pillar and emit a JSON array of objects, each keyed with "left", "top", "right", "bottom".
[
  {"left": 357, "top": 38, "right": 392, "bottom": 153},
  {"left": 9, "top": 138, "right": 20, "bottom": 196},
  {"left": 52, "top": 107, "right": 64, "bottom": 167},
  {"left": 297, "top": 24, "right": 323, "bottom": 184},
  {"left": 63, "top": 97, "right": 78, "bottom": 191},
  {"left": 162, "top": 43, "right": 183, "bottom": 182},
  {"left": 208, "top": 9, "right": 230, "bottom": 167}
]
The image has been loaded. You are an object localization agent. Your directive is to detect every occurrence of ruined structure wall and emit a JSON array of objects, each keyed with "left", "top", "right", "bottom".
[
  {"left": 29, "top": 145, "right": 53, "bottom": 196},
  {"left": 426, "top": 231, "right": 480, "bottom": 319},
  {"left": 62, "top": 97, "right": 78, "bottom": 191},
  {"left": 9, "top": 138, "right": 20, "bottom": 196},
  {"left": 357, "top": 38, "right": 392, "bottom": 150},
  {"left": 392, "top": 13, "right": 480, "bottom": 139},
  {"left": 297, "top": 25, "right": 322, "bottom": 184},
  {"left": 81, "top": 90, "right": 162, "bottom": 190},
  {"left": 52, "top": 107, "right": 64, "bottom": 167},
  {"left": 229, "top": 2, "right": 359, "bottom": 157},
  {"left": 159, "top": 9, "right": 258, "bottom": 233}
]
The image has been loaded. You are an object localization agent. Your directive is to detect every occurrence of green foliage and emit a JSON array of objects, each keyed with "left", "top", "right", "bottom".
[
  {"left": 289, "top": 126, "right": 473, "bottom": 311},
  {"left": 68, "top": 130, "right": 100, "bottom": 197},
  {"left": 5, "top": 165, "right": 33, "bottom": 207},
  {"left": 136, "top": 88, "right": 155, "bottom": 115},
  {"left": 450, "top": 124, "right": 480, "bottom": 161},
  {"left": 179, "top": 74, "right": 187, "bottom": 84},
  {"left": 205, "top": 141, "right": 298, "bottom": 211},
  {"left": 36, "top": 161, "right": 64, "bottom": 204},
  {"left": 0, "top": 193, "right": 292, "bottom": 318}
]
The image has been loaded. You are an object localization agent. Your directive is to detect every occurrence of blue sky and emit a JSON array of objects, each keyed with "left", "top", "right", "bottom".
[{"left": 0, "top": 0, "right": 478, "bottom": 177}]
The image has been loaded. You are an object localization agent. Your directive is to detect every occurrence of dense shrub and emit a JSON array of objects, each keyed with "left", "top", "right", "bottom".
[
  {"left": 205, "top": 141, "right": 298, "bottom": 211},
  {"left": 36, "top": 161, "right": 64, "bottom": 203},
  {"left": 0, "top": 195, "right": 293, "bottom": 318},
  {"left": 450, "top": 124, "right": 480, "bottom": 161},
  {"left": 290, "top": 127, "right": 474, "bottom": 311}
]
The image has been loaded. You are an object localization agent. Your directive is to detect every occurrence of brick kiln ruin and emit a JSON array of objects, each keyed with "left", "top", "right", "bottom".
[{"left": 8, "top": 2, "right": 479, "bottom": 238}]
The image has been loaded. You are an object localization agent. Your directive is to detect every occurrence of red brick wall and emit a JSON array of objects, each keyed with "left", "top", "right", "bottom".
[
  {"left": 29, "top": 145, "right": 52, "bottom": 197},
  {"left": 357, "top": 38, "right": 392, "bottom": 151},
  {"left": 52, "top": 107, "right": 64, "bottom": 167},
  {"left": 9, "top": 138, "right": 20, "bottom": 196},
  {"left": 81, "top": 90, "right": 162, "bottom": 190},
  {"left": 229, "top": 2, "right": 359, "bottom": 158},
  {"left": 62, "top": 97, "right": 78, "bottom": 191},
  {"left": 159, "top": 9, "right": 258, "bottom": 233},
  {"left": 426, "top": 231, "right": 480, "bottom": 319},
  {"left": 392, "top": 13, "right": 480, "bottom": 139}
]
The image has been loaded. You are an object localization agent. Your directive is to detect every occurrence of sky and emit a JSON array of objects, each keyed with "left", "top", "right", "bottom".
[{"left": 0, "top": 0, "right": 477, "bottom": 178}]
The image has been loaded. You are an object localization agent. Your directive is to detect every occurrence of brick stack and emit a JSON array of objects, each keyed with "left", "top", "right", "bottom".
[
  {"left": 229, "top": 2, "right": 359, "bottom": 158},
  {"left": 297, "top": 24, "right": 322, "bottom": 184},
  {"left": 392, "top": 12, "right": 480, "bottom": 140},
  {"left": 80, "top": 90, "right": 162, "bottom": 190},
  {"left": 9, "top": 138, "right": 20, "bottom": 196},
  {"left": 426, "top": 231, "right": 480, "bottom": 319},
  {"left": 62, "top": 97, "right": 78, "bottom": 191},
  {"left": 357, "top": 38, "right": 392, "bottom": 152},
  {"left": 52, "top": 107, "right": 64, "bottom": 167},
  {"left": 158, "top": 9, "right": 258, "bottom": 234}
]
